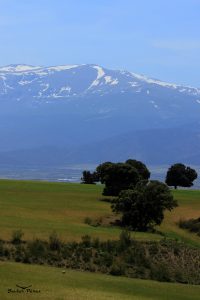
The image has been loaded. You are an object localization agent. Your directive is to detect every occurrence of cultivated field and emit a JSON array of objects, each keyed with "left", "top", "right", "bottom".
[{"left": 0, "top": 180, "right": 200, "bottom": 246}]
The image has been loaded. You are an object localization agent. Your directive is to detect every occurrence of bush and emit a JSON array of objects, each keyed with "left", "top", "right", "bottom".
[
  {"left": 81, "top": 235, "right": 91, "bottom": 247},
  {"left": 178, "top": 217, "right": 200, "bottom": 236},
  {"left": 84, "top": 217, "right": 102, "bottom": 227},
  {"left": 92, "top": 237, "right": 100, "bottom": 248},
  {"left": 118, "top": 230, "right": 131, "bottom": 251},
  {"left": 150, "top": 263, "right": 172, "bottom": 282},
  {"left": 11, "top": 230, "right": 24, "bottom": 244},
  {"left": 0, "top": 241, "right": 4, "bottom": 256},
  {"left": 28, "top": 239, "right": 46, "bottom": 258},
  {"left": 84, "top": 217, "right": 92, "bottom": 225},
  {"left": 110, "top": 262, "right": 125, "bottom": 276},
  {"left": 49, "top": 232, "right": 62, "bottom": 251},
  {"left": 0, "top": 232, "right": 200, "bottom": 285}
]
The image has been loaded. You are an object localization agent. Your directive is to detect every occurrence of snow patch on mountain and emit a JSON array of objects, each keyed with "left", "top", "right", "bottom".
[
  {"left": 129, "top": 81, "right": 140, "bottom": 88},
  {"left": 59, "top": 86, "right": 71, "bottom": 94},
  {"left": 19, "top": 80, "right": 35, "bottom": 85},
  {"left": 131, "top": 72, "right": 178, "bottom": 89},
  {"left": 41, "top": 83, "right": 50, "bottom": 92},
  {"left": 47, "top": 65, "right": 79, "bottom": 72},
  {"left": 0, "top": 64, "right": 41, "bottom": 72},
  {"left": 89, "top": 66, "right": 105, "bottom": 88},
  {"left": 104, "top": 76, "right": 119, "bottom": 85}
]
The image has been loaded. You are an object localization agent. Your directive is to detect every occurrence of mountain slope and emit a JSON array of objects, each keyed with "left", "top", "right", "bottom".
[{"left": 0, "top": 64, "right": 199, "bottom": 164}]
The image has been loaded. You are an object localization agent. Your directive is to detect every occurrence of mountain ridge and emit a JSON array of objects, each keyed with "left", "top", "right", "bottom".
[{"left": 0, "top": 64, "right": 200, "bottom": 101}]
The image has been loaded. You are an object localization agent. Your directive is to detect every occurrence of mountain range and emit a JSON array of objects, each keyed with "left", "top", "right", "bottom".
[{"left": 0, "top": 64, "right": 199, "bottom": 165}]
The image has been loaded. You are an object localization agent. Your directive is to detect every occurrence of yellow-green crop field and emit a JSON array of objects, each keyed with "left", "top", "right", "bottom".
[{"left": 0, "top": 180, "right": 199, "bottom": 246}]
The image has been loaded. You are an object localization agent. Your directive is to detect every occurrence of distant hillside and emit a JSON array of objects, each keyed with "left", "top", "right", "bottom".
[{"left": 0, "top": 125, "right": 199, "bottom": 165}]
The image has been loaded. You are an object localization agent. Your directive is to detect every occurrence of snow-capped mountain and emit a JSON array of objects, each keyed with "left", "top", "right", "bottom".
[
  {"left": 0, "top": 64, "right": 200, "bottom": 101},
  {"left": 0, "top": 64, "right": 199, "bottom": 165}
]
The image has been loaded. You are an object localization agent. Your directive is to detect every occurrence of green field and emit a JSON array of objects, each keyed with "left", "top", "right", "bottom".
[
  {"left": 1, "top": 261, "right": 200, "bottom": 300},
  {"left": 0, "top": 180, "right": 200, "bottom": 246},
  {"left": 0, "top": 179, "right": 200, "bottom": 299}
]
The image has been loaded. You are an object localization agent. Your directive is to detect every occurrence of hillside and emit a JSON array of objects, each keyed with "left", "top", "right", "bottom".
[{"left": 0, "top": 180, "right": 199, "bottom": 247}]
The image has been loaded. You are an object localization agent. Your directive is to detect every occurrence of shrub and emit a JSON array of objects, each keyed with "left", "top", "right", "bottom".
[
  {"left": 92, "top": 237, "right": 100, "bottom": 249},
  {"left": 84, "top": 217, "right": 92, "bottom": 225},
  {"left": 118, "top": 230, "right": 131, "bottom": 251},
  {"left": 150, "top": 263, "right": 172, "bottom": 282},
  {"left": 110, "top": 262, "right": 125, "bottom": 276},
  {"left": 49, "top": 232, "right": 62, "bottom": 251},
  {"left": 0, "top": 241, "right": 4, "bottom": 256},
  {"left": 178, "top": 217, "right": 200, "bottom": 236},
  {"left": 84, "top": 217, "right": 102, "bottom": 227},
  {"left": 81, "top": 235, "right": 91, "bottom": 247},
  {"left": 28, "top": 239, "right": 46, "bottom": 258},
  {"left": 11, "top": 230, "right": 24, "bottom": 244}
]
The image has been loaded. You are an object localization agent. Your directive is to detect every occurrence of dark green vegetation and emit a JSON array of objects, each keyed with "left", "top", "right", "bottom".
[
  {"left": 82, "top": 159, "right": 150, "bottom": 196},
  {"left": 82, "top": 161, "right": 198, "bottom": 232},
  {"left": 81, "top": 170, "right": 97, "bottom": 184},
  {"left": 112, "top": 181, "right": 177, "bottom": 231},
  {"left": 179, "top": 217, "right": 200, "bottom": 237},
  {"left": 1, "top": 262, "right": 200, "bottom": 300},
  {"left": 0, "top": 231, "right": 200, "bottom": 284},
  {"left": 166, "top": 163, "right": 198, "bottom": 189}
]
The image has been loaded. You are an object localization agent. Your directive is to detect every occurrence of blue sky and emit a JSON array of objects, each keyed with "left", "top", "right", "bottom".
[{"left": 0, "top": 0, "right": 200, "bottom": 86}]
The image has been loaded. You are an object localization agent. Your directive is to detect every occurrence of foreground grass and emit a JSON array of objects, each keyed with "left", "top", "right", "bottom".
[
  {"left": 0, "top": 180, "right": 200, "bottom": 246},
  {"left": 1, "top": 261, "right": 200, "bottom": 300}
]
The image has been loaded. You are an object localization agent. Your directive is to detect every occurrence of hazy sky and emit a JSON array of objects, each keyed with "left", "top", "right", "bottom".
[{"left": 0, "top": 0, "right": 200, "bottom": 86}]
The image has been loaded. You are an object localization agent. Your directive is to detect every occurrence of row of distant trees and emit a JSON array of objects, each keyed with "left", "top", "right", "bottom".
[
  {"left": 81, "top": 160, "right": 198, "bottom": 231},
  {"left": 82, "top": 161, "right": 198, "bottom": 191}
]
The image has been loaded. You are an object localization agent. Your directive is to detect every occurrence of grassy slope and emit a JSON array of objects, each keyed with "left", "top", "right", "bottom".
[
  {"left": 0, "top": 180, "right": 161, "bottom": 242},
  {"left": 160, "top": 189, "right": 200, "bottom": 247},
  {"left": 1, "top": 261, "right": 200, "bottom": 300},
  {"left": 0, "top": 180, "right": 200, "bottom": 299},
  {"left": 0, "top": 179, "right": 200, "bottom": 246}
]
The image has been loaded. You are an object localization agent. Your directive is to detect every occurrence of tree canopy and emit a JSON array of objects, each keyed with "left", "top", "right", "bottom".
[
  {"left": 126, "top": 159, "right": 150, "bottom": 180},
  {"left": 95, "top": 159, "right": 150, "bottom": 196},
  {"left": 112, "top": 180, "right": 177, "bottom": 231},
  {"left": 96, "top": 162, "right": 139, "bottom": 196},
  {"left": 165, "top": 163, "right": 198, "bottom": 189},
  {"left": 81, "top": 170, "right": 96, "bottom": 184}
]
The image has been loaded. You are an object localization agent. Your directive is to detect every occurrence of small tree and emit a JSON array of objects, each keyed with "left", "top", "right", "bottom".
[
  {"left": 11, "top": 230, "right": 24, "bottom": 244},
  {"left": 112, "top": 180, "right": 177, "bottom": 231},
  {"left": 165, "top": 163, "right": 198, "bottom": 189},
  {"left": 81, "top": 170, "right": 96, "bottom": 184},
  {"left": 96, "top": 162, "right": 140, "bottom": 196}
]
